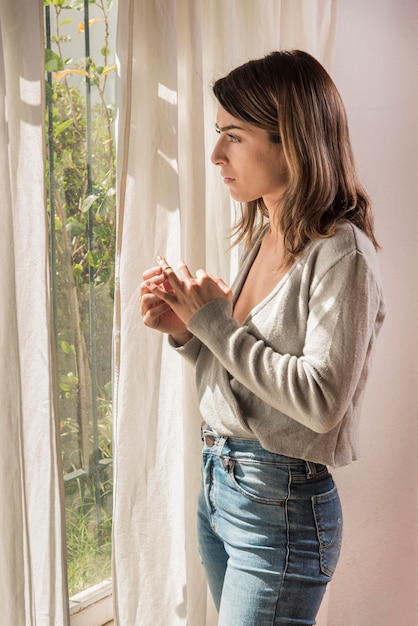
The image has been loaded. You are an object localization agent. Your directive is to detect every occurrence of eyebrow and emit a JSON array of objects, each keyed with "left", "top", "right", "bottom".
[{"left": 215, "top": 122, "right": 246, "bottom": 132}]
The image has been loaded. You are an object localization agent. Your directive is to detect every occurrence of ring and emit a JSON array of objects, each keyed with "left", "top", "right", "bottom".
[{"left": 162, "top": 265, "right": 172, "bottom": 272}]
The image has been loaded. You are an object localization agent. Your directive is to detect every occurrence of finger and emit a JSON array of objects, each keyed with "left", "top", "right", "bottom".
[
  {"left": 156, "top": 254, "right": 168, "bottom": 267},
  {"left": 141, "top": 289, "right": 165, "bottom": 307},
  {"left": 156, "top": 255, "right": 174, "bottom": 274},
  {"left": 143, "top": 265, "right": 165, "bottom": 281},
  {"left": 142, "top": 302, "right": 172, "bottom": 328},
  {"left": 140, "top": 274, "right": 166, "bottom": 296},
  {"left": 211, "top": 276, "right": 230, "bottom": 295},
  {"left": 177, "top": 260, "right": 194, "bottom": 281},
  {"left": 143, "top": 299, "right": 171, "bottom": 317},
  {"left": 146, "top": 280, "right": 177, "bottom": 307},
  {"left": 195, "top": 268, "right": 209, "bottom": 280},
  {"left": 156, "top": 256, "right": 182, "bottom": 291},
  {"left": 140, "top": 291, "right": 166, "bottom": 315}
]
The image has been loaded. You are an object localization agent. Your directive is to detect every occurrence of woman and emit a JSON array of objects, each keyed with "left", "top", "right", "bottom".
[{"left": 140, "top": 50, "right": 385, "bottom": 626}]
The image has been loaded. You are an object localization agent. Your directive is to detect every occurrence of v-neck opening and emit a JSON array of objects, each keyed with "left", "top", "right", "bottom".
[{"left": 232, "top": 228, "right": 302, "bottom": 325}]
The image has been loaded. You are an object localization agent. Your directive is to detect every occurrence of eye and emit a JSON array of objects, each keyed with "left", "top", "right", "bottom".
[{"left": 227, "top": 133, "right": 240, "bottom": 143}]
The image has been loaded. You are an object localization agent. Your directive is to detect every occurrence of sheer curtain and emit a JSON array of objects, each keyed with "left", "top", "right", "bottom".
[
  {"left": 0, "top": 1, "right": 69, "bottom": 625},
  {"left": 113, "top": 2, "right": 337, "bottom": 624}
]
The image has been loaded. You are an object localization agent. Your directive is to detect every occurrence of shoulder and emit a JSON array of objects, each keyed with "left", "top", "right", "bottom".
[
  {"left": 307, "top": 221, "right": 379, "bottom": 269},
  {"left": 311, "top": 221, "right": 374, "bottom": 256},
  {"left": 303, "top": 221, "right": 384, "bottom": 292}
]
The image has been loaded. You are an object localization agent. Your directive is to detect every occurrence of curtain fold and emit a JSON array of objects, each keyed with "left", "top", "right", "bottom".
[
  {"left": 0, "top": 1, "right": 69, "bottom": 624},
  {"left": 113, "top": 2, "right": 337, "bottom": 624}
]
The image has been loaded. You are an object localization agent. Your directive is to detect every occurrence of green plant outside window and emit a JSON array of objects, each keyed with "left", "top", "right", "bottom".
[{"left": 44, "top": 0, "right": 116, "bottom": 597}]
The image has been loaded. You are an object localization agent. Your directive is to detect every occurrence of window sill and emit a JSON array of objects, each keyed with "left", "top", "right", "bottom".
[{"left": 70, "top": 578, "right": 113, "bottom": 626}]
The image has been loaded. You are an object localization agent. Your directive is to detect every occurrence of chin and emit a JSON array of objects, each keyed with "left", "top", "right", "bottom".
[{"left": 229, "top": 192, "right": 257, "bottom": 203}]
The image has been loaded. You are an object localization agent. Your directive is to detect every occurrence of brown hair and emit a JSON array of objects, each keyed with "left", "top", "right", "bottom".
[{"left": 213, "top": 50, "right": 379, "bottom": 258}]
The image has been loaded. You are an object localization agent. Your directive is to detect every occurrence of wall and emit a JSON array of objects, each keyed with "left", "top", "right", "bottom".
[{"left": 318, "top": 1, "right": 418, "bottom": 624}]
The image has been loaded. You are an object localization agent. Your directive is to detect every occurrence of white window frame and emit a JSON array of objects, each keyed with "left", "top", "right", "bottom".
[{"left": 70, "top": 579, "right": 113, "bottom": 626}]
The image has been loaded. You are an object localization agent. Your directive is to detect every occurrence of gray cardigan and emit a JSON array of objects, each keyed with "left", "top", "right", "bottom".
[{"left": 172, "top": 222, "right": 385, "bottom": 467}]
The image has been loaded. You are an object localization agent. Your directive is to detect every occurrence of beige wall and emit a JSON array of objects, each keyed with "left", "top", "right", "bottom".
[{"left": 317, "top": 1, "right": 418, "bottom": 624}]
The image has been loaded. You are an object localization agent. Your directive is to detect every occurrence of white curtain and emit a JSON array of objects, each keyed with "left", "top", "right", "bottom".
[
  {"left": 113, "top": 2, "right": 337, "bottom": 625},
  {"left": 0, "top": 1, "right": 69, "bottom": 625}
]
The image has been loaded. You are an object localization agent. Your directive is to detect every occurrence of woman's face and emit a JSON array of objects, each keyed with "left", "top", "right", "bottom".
[{"left": 211, "top": 105, "right": 288, "bottom": 208}]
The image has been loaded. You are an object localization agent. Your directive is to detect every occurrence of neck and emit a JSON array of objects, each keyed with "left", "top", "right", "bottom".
[
  {"left": 263, "top": 195, "right": 284, "bottom": 236},
  {"left": 262, "top": 217, "right": 292, "bottom": 271},
  {"left": 266, "top": 210, "right": 283, "bottom": 241}
]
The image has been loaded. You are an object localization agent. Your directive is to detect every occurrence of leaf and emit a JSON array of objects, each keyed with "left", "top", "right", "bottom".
[
  {"left": 67, "top": 0, "right": 95, "bottom": 9},
  {"left": 54, "top": 69, "right": 89, "bottom": 79},
  {"left": 87, "top": 251, "right": 100, "bottom": 268},
  {"left": 66, "top": 0, "right": 83, "bottom": 8},
  {"left": 77, "top": 17, "right": 104, "bottom": 34},
  {"left": 61, "top": 341, "right": 75, "bottom": 355},
  {"left": 102, "top": 65, "right": 116, "bottom": 77},
  {"left": 81, "top": 193, "right": 98, "bottom": 213},
  {"left": 55, "top": 118, "right": 74, "bottom": 137},
  {"left": 45, "top": 49, "right": 64, "bottom": 73},
  {"left": 60, "top": 18, "right": 74, "bottom": 26},
  {"left": 54, "top": 215, "right": 63, "bottom": 232},
  {"left": 95, "top": 197, "right": 108, "bottom": 218},
  {"left": 73, "top": 263, "right": 84, "bottom": 278},
  {"left": 66, "top": 221, "right": 86, "bottom": 237},
  {"left": 89, "top": 17, "right": 105, "bottom": 27},
  {"left": 81, "top": 193, "right": 101, "bottom": 213}
]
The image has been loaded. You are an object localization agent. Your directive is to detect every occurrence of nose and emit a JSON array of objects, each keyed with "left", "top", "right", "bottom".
[{"left": 211, "top": 137, "right": 227, "bottom": 166}]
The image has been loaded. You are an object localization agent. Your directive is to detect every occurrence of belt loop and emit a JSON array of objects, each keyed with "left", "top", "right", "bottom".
[
  {"left": 305, "top": 461, "right": 316, "bottom": 479},
  {"left": 216, "top": 436, "right": 228, "bottom": 456},
  {"left": 200, "top": 422, "right": 209, "bottom": 441}
]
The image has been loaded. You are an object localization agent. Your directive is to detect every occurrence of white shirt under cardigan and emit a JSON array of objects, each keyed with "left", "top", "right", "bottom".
[{"left": 170, "top": 221, "right": 385, "bottom": 467}]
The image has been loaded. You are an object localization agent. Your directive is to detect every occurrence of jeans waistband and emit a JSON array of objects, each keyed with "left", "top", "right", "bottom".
[{"left": 201, "top": 426, "right": 328, "bottom": 479}]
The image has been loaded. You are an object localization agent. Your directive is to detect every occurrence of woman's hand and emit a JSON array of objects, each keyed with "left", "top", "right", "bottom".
[
  {"left": 145, "top": 256, "right": 232, "bottom": 326},
  {"left": 140, "top": 264, "right": 192, "bottom": 344}
]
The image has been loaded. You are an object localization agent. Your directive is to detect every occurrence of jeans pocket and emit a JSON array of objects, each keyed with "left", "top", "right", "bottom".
[
  {"left": 229, "top": 459, "right": 289, "bottom": 505},
  {"left": 312, "top": 485, "right": 343, "bottom": 577}
]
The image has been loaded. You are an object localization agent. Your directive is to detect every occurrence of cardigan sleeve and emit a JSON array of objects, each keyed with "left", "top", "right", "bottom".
[
  {"left": 167, "top": 333, "right": 203, "bottom": 365},
  {"left": 186, "top": 249, "right": 384, "bottom": 434}
]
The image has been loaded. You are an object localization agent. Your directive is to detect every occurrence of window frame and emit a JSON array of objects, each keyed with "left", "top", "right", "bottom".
[{"left": 70, "top": 579, "right": 113, "bottom": 626}]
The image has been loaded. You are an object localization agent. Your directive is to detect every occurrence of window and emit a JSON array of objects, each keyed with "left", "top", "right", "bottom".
[{"left": 44, "top": 0, "right": 117, "bottom": 601}]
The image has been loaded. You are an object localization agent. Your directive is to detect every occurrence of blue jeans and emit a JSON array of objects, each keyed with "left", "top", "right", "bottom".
[{"left": 197, "top": 431, "right": 343, "bottom": 626}]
